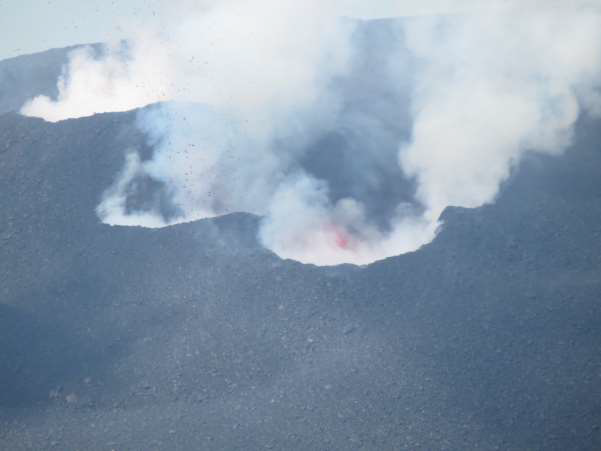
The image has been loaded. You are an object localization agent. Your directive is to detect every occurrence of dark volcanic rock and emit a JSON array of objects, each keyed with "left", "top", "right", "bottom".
[{"left": 1, "top": 55, "right": 601, "bottom": 451}]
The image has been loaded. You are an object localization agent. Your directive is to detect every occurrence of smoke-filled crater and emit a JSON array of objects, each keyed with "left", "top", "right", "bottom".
[{"left": 19, "top": 5, "right": 601, "bottom": 266}]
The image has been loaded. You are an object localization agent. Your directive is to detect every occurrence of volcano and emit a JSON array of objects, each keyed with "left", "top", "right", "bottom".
[{"left": 2, "top": 18, "right": 601, "bottom": 451}]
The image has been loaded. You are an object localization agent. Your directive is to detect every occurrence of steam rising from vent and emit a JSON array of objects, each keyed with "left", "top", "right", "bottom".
[
  {"left": 20, "top": 1, "right": 601, "bottom": 265},
  {"left": 20, "top": 38, "right": 172, "bottom": 121},
  {"left": 400, "top": 4, "right": 601, "bottom": 222}
]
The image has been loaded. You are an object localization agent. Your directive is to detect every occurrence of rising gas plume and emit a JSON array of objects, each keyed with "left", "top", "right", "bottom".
[{"left": 21, "top": 1, "right": 601, "bottom": 265}]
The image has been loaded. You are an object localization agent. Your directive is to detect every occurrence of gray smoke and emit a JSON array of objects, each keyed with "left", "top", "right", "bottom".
[
  {"left": 399, "top": 2, "right": 601, "bottom": 223},
  {"left": 21, "top": 1, "right": 601, "bottom": 265}
]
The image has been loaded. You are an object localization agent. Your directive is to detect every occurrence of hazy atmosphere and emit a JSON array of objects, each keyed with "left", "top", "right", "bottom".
[
  {"left": 9, "top": 0, "right": 601, "bottom": 265},
  {"left": 0, "top": 0, "right": 520, "bottom": 60},
  {"left": 2, "top": 1, "right": 601, "bottom": 450}
]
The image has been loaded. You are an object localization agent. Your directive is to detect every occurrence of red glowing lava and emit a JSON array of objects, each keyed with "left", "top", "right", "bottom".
[{"left": 330, "top": 225, "right": 351, "bottom": 250}]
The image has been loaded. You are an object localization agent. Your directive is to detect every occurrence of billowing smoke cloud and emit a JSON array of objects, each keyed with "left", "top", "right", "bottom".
[
  {"left": 21, "top": 1, "right": 601, "bottom": 266},
  {"left": 20, "top": 36, "right": 173, "bottom": 121},
  {"left": 400, "top": 2, "right": 601, "bottom": 222}
]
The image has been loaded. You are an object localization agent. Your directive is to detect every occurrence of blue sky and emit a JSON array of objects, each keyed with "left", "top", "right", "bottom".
[
  {"left": 0, "top": 0, "right": 488, "bottom": 60},
  {"left": 0, "top": 0, "right": 164, "bottom": 59}
]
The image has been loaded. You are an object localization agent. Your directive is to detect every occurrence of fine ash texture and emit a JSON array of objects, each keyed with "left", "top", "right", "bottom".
[
  {"left": 1, "top": 90, "right": 601, "bottom": 451},
  {"left": 2, "top": 13, "right": 601, "bottom": 451}
]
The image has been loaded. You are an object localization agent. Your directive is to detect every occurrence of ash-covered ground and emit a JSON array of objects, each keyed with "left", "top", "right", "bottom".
[{"left": 1, "top": 35, "right": 601, "bottom": 450}]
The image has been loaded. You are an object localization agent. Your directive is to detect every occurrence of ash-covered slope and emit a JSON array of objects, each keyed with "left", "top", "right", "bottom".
[
  {"left": 1, "top": 110, "right": 601, "bottom": 450},
  {"left": 1, "top": 47, "right": 601, "bottom": 451}
]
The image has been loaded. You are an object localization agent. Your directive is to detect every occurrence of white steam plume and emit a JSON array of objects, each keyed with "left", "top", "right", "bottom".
[
  {"left": 89, "top": 0, "right": 358, "bottom": 240},
  {"left": 20, "top": 1, "right": 601, "bottom": 266},
  {"left": 399, "top": 2, "right": 601, "bottom": 222},
  {"left": 20, "top": 35, "right": 173, "bottom": 121}
]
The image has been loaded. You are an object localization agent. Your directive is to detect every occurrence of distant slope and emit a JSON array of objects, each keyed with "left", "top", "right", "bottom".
[{"left": 0, "top": 44, "right": 101, "bottom": 114}]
